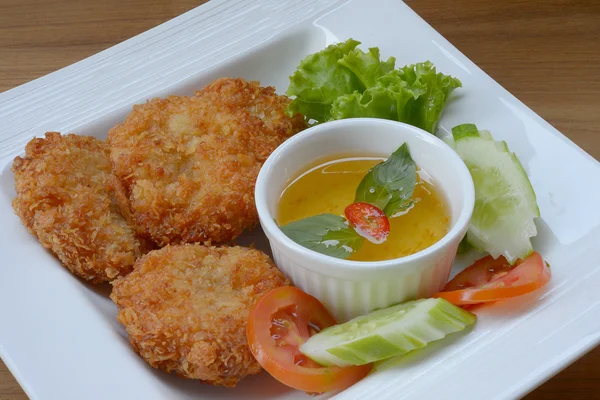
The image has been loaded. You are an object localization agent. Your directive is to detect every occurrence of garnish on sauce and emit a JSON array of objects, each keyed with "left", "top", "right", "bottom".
[
  {"left": 344, "top": 202, "right": 390, "bottom": 244},
  {"left": 279, "top": 214, "right": 363, "bottom": 259},
  {"left": 277, "top": 143, "right": 450, "bottom": 260},
  {"left": 354, "top": 143, "right": 416, "bottom": 216}
]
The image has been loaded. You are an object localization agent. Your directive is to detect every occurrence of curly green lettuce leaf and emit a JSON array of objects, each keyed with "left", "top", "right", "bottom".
[
  {"left": 287, "top": 39, "right": 399, "bottom": 123},
  {"left": 399, "top": 61, "right": 462, "bottom": 133},
  {"left": 286, "top": 39, "right": 364, "bottom": 122},
  {"left": 330, "top": 76, "right": 419, "bottom": 123},
  {"left": 338, "top": 47, "right": 396, "bottom": 89},
  {"left": 286, "top": 39, "right": 462, "bottom": 132},
  {"left": 329, "top": 62, "right": 461, "bottom": 133}
]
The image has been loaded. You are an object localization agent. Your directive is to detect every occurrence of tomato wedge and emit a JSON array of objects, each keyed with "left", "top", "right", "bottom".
[
  {"left": 246, "top": 286, "right": 372, "bottom": 393},
  {"left": 435, "top": 252, "right": 550, "bottom": 305},
  {"left": 344, "top": 202, "right": 390, "bottom": 244}
]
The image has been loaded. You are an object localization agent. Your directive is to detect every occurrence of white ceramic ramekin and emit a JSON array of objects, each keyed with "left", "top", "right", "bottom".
[{"left": 255, "top": 118, "right": 475, "bottom": 322}]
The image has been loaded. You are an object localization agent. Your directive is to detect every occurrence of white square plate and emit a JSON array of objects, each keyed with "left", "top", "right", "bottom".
[{"left": 1, "top": 0, "right": 599, "bottom": 399}]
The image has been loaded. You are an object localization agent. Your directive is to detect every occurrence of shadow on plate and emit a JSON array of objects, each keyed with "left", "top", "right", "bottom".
[
  {"left": 372, "top": 326, "right": 475, "bottom": 373},
  {"left": 147, "top": 365, "right": 298, "bottom": 400},
  {"left": 233, "top": 225, "right": 273, "bottom": 258},
  {"left": 0, "top": 162, "right": 17, "bottom": 203}
]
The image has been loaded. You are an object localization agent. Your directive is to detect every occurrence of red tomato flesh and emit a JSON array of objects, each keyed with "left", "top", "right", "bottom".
[
  {"left": 246, "top": 286, "right": 372, "bottom": 393},
  {"left": 344, "top": 202, "right": 390, "bottom": 244},
  {"left": 435, "top": 252, "right": 550, "bottom": 305}
]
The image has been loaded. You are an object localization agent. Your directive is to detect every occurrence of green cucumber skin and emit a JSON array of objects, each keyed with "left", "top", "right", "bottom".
[
  {"left": 299, "top": 298, "right": 476, "bottom": 367},
  {"left": 452, "top": 123, "right": 480, "bottom": 140},
  {"left": 509, "top": 151, "right": 540, "bottom": 216},
  {"left": 451, "top": 124, "right": 539, "bottom": 264}
]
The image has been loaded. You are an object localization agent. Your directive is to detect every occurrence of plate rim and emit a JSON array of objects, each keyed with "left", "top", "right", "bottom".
[{"left": 1, "top": 0, "right": 599, "bottom": 399}]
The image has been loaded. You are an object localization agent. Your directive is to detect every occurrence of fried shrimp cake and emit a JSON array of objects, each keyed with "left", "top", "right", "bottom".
[
  {"left": 107, "top": 77, "right": 306, "bottom": 246},
  {"left": 111, "top": 244, "right": 289, "bottom": 387},
  {"left": 12, "top": 132, "right": 150, "bottom": 283}
]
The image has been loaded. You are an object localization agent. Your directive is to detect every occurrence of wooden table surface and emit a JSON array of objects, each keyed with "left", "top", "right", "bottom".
[{"left": 1, "top": 0, "right": 599, "bottom": 398}]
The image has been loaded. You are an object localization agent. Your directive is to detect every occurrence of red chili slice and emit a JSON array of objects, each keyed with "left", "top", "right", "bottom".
[{"left": 344, "top": 202, "right": 390, "bottom": 244}]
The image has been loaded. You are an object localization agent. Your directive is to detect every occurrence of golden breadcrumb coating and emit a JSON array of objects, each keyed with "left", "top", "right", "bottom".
[
  {"left": 107, "top": 77, "right": 306, "bottom": 246},
  {"left": 111, "top": 244, "right": 289, "bottom": 387},
  {"left": 12, "top": 132, "right": 151, "bottom": 283}
]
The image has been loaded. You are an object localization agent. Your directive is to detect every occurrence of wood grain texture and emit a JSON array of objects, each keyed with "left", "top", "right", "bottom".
[{"left": 0, "top": 0, "right": 598, "bottom": 399}]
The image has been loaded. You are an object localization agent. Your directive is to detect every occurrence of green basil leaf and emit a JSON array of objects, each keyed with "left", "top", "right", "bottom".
[
  {"left": 355, "top": 143, "right": 416, "bottom": 216},
  {"left": 354, "top": 173, "right": 392, "bottom": 210},
  {"left": 384, "top": 198, "right": 416, "bottom": 217},
  {"left": 279, "top": 214, "right": 364, "bottom": 259}
]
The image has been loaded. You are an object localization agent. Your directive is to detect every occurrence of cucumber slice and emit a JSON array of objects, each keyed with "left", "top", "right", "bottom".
[
  {"left": 299, "top": 298, "right": 476, "bottom": 367},
  {"left": 452, "top": 123, "right": 540, "bottom": 264}
]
